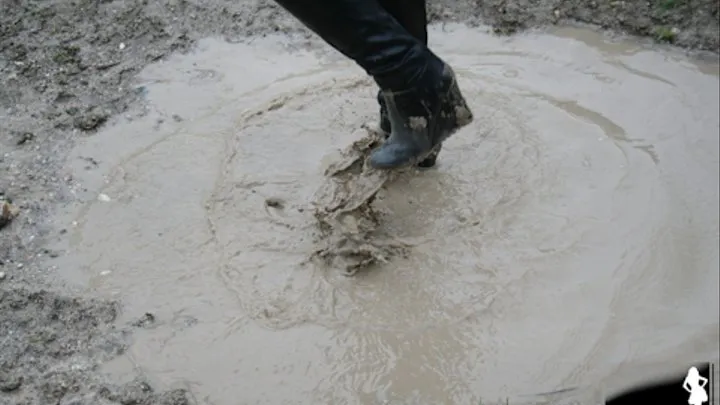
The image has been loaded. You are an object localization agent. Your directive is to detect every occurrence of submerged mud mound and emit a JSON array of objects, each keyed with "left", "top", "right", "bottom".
[{"left": 310, "top": 126, "right": 418, "bottom": 276}]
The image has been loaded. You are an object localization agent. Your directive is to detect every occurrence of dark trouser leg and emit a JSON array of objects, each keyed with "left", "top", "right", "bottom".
[
  {"left": 273, "top": 0, "right": 436, "bottom": 91},
  {"left": 379, "top": 0, "right": 428, "bottom": 44},
  {"left": 273, "top": 0, "right": 473, "bottom": 169},
  {"left": 376, "top": 0, "right": 428, "bottom": 132}
]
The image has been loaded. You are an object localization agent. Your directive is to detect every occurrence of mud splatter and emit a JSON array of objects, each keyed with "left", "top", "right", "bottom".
[{"left": 309, "top": 126, "right": 411, "bottom": 276}]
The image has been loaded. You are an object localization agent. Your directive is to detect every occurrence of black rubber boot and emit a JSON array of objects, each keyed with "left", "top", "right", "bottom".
[
  {"left": 378, "top": 91, "right": 441, "bottom": 168},
  {"left": 376, "top": 0, "right": 439, "bottom": 168},
  {"left": 369, "top": 63, "right": 473, "bottom": 169}
]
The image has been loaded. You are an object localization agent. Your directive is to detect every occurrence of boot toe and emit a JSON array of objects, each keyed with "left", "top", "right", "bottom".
[{"left": 369, "top": 143, "right": 422, "bottom": 169}]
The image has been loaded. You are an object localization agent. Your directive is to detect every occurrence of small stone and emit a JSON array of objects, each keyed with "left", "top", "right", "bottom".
[
  {"left": 98, "top": 193, "right": 111, "bottom": 202},
  {"left": 15, "top": 132, "right": 34, "bottom": 145},
  {"left": 119, "top": 42, "right": 126, "bottom": 50},
  {"left": 0, "top": 200, "right": 19, "bottom": 229},
  {"left": 264, "top": 197, "right": 284, "bottom": 209},
  {"left": 0, "top": 272, "right": 6, "bottom": 280},
  {"left": 100, "top": 270, "right": 111, "bottom": 276},
  {"left": 0, "top": 373, "right": 22, "bottom": 392},
  {"left": 131, "top": 312, "right": 156, "bottom": 328},
  {"left": 74, "top": 107, "right": 109, "bottom": 131}
]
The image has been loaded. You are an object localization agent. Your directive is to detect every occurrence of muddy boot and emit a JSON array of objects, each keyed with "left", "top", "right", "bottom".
[
  {"left": 369, "top": 63, "right": 473, "bottom": 169},
  {"left": 376, "top": 0, "right": 441, "bottom": 168},
  {"left": 272, "top": 0, "right": 472, "bottom": 168},
  {"left": 377, "top": 90, "right": 441, "bottom": 168}
]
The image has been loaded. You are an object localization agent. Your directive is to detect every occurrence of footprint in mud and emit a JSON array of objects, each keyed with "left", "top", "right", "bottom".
[
  {"left": 188, "top": 68, "right": 223, "bottom": 85},
  {"left": 262, "top": 196, "right": 295, "bottom": 229}
]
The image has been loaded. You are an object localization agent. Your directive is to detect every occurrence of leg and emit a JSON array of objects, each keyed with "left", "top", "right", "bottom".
[
  {"left": 378, "top": 0, "right": 428, "bottom": 44},
  {"left": 273, "top": 0, "right": 432, "bottom": 91},
  {"left": 376, "top": 0, "right": 441, "bottom": 168},
  {"left": 273, "top": 0, "right": 473, "bottom": 169},
  {"left": 376, "top": 0, "right": 429, "bottom": 129}
]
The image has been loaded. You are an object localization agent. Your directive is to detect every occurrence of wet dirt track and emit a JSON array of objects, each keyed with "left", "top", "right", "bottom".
[{"left": 49, "top": 25, "right": 719, "bottom": 404}]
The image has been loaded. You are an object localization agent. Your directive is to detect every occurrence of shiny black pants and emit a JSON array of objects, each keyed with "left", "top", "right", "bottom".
[{"left": 272, "top": 0, "right": 435, "bottom": 92}]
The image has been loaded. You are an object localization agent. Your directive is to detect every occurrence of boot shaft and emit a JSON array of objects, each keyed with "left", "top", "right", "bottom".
[{"left": 379, "top": 0, "right": 428, "bottom": 45}]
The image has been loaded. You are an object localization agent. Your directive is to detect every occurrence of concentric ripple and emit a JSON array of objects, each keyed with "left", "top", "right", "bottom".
[{"left": 206, "top": 47, "right": 642, "bottom": 336}]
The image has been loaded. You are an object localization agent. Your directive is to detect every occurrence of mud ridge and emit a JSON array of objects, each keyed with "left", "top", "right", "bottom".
[{"left": 310, "top": 126, "right": 411, "bottom": 276}]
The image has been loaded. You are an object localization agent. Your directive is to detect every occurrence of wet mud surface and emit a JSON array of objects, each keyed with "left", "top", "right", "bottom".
[
  {"left": 1, "top": 1, "right": 719, "bottom": 405},
  {"left": 13, "top": 26, "right": 716, "bottom": 404}
]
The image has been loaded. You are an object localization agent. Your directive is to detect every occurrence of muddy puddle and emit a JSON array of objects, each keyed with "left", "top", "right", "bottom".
[{"left": 48, "top": 24, "right": 719, "bottom": 404}]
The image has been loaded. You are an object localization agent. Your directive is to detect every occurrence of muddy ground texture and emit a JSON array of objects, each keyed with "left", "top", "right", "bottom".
[{"left": 1, "top": 0, "right": 718, "bottom": 404}]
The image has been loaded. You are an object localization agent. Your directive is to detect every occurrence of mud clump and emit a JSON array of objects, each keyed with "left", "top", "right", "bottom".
[
  {"left": 73, "top": 107, "right": 111, "bottom": 132},
  {"left": 1, "top": 199, "right": 20, "bottom": 230},
  {"left": 310, "top": 126, "right": 415, "bottom": 276}
]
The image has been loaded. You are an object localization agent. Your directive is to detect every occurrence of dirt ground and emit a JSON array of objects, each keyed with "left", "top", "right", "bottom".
[{"left": 0, "top": 0, "right": 718, "bottom": 404}]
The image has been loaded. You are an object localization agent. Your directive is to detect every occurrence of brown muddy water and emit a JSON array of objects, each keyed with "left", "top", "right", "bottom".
[{"left": 49, "top": 24, "right": 719, "bottom": 405}]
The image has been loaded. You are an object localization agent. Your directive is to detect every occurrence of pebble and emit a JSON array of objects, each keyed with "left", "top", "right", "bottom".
[
  {"left": 0, "top": 272, "right": 5, "bottom": 280},
  {"left": 131, "top": 312, "right": 156, "bottom": 328},
  {"left": 119, "top": 42, "right": 126, "bottom": 50},
  {"left": 98, "top": 193, "right": 111, "bottom": 202},
  {"left": 0, "top": 373, "right": 21, "bottom": 392},
  {"left": 15, "top": 132, "right": 34, "bottom": 145}
]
